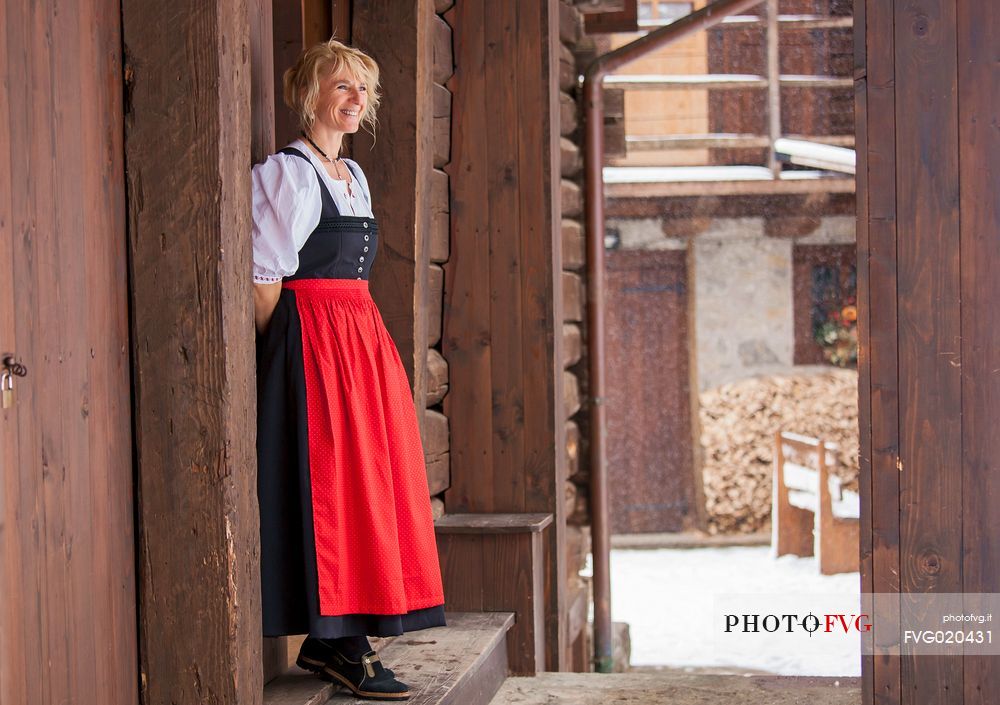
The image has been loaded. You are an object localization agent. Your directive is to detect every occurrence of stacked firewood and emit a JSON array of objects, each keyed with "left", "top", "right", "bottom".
[{"left": 700, "top": 369, "right": 860, "bottom": 535}]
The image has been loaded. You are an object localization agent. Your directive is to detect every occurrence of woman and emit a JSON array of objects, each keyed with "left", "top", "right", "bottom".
[{"left": 253, "top": 39, "right": 445, "bottom": 701}]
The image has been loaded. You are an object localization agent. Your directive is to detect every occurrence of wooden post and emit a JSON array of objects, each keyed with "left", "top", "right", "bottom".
[
  {"left": 351, "top": 0, "right": 432, "bottom": 420},
  {"left": 765, "top": 0, "right": 781, "bottom": 177},
  {"left": 122, "top": 0, "right": 262, "bottom": 701}
]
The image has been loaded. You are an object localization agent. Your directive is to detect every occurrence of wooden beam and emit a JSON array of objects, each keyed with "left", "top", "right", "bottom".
[
  {"left": 602, "top": 74, "right": 853, "bottom": 91},
  {"left": 604, "top": 176, "right": 855, "bottom": 198},
  {"left": 583, "top": 0, "right": 637, "bottom": 33},
  {"left": 353, "top": 0, "right": 433, "bottom": 420},
  {"left": 122, "top": 0, "right": 262, "bottom": 702}
]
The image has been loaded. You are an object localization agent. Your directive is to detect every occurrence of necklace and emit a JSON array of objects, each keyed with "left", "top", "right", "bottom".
[
  {"left": 303, "top": 132, "right": 350, "bottom": 184},
  {"left": 303, "top": 132, "right": 340, "bottom": 164}
]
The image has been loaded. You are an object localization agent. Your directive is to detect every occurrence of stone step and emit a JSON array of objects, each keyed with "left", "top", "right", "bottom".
[
  {"left": 263, "top": 612, "right": 514, "bottom": 705},
  {"left": 488, "top": 672, "right": 860, "bottom": 705}
]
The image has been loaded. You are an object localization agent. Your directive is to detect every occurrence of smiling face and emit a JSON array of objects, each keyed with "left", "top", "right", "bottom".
[{"left": 315, "top": 71, "right": 368, "bottom": 134}]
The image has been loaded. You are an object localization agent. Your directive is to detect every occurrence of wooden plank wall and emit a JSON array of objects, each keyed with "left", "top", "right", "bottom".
[
  {"left": 857, "top": 1, "right": 1000, "bottom": 703},
  {"left": 1, "top": 2, "right": 137, "bottom": 703},
  {"left": 443, "top": 0, "right": 568, "bottom": 670},
  {"left": 122, "top": 0, "right": 263, "bottom": 702},
  {"left": 957, "top": 0, "right": 1000, "bottom": 702}
]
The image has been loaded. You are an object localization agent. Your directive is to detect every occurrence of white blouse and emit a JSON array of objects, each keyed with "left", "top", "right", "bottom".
[{"left": 252, "top": 138, "right": 374, "bottom": 283}]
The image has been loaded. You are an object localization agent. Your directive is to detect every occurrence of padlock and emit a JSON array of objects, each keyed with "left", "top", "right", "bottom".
[{"left": 1, "top": 370, "right": 12, "bottom": 410}]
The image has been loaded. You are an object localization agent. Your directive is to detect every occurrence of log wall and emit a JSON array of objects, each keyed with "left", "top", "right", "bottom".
[
  {"left": 427, "top": 0, "right": 455, "bottom": 520},
  {"left": 557, "top": 0, "right": 594, "bottom": 671}
]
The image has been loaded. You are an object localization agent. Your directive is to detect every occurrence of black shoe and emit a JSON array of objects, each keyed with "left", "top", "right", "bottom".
[
  {"left": 297, "top": 636, "right": 391, "bottom": 674},
  {"left": 295, "top": 637, "right": 332, "bottom": 674},
  {"left": 322, "top": 649, "right": 411, "bottom": 701}
]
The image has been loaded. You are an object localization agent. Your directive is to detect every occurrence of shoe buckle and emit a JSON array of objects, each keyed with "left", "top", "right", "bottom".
[{"left": 362, "top": 653, "right": 378, "bottom": 679}]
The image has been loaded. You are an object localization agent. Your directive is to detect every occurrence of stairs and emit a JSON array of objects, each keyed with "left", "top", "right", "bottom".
[{"left": 263, "top": 612, "right": 514, "bottom": 705}]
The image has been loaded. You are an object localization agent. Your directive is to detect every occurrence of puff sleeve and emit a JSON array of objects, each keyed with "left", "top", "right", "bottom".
[{"left": 251, "top": 153, "right": 323, "bottom": 283}]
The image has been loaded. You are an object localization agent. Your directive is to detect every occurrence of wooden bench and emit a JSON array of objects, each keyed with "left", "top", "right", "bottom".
[{"left": 772, "top": 431, "right": 860, "bottom": 575}]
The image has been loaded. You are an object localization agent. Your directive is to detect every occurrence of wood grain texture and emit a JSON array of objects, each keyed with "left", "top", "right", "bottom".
[
  {"left": 518, "top": 0, "right": 566, "bottom": 671},
  {"left": 435, "top": 513, "right": 554, "bottom": 533},
  {"left": 563, "top": 271, "right": 584, "bottom": 322},
  {"left": 250, "top": 0, "right": 275, "bottom": 164},
  {"left": 561, "top": 179, "right": 582, "bottom": 218},
  {"left": 427, "top": 348, "right": 450, "bottom": 405},
  {"left": 562, "top": 219, "right": 585, "bottom": 271},
  {"left": 443, "top": 0, "right": 495, "bottom": 513},
  {"left": 425, "top": 409, "right": 451, "bottom": 495},
  {"left": 431, "top": 167, "right": 450, "bottom": 262},
  {"left": 353, "top": 0, "right": 432, "bottom": 418},
  {"left": 862, "top": 1, "right": 901, "bottom": 702},
  {"left": 433, "top": 82, "right": 453, "bottom": 168},
  {"left": 428, "top": 263, "right": 444, "bottom": 348},
  {"left": 894, "top": 2, "right": 963, "bottom": 704},
  {"left": 433, "top": 13, "right": 454, "bottom": 85},
  {"left": 958, "top": 1, "right": 1000, "bottom": 702},
  {"left": 443, "top": 0, "right": 566, "bottom": 670},
  {"left": 853, "top": 0, "right": 873, "bottom": 700},
  {"left": 484, "top": 534, "right": 546, "bottom": 675},
  {"left": 485, "top": 0, "right": 527, "bottom": 514},
  {"left": 1, "top": 2, "right": 137, "bottom": 704},
  {"left": 123, "top": 0, "right": 262, "bottom": 701},
  {"left": 563, "top": 323, "right": 582, "bottom": 368}
]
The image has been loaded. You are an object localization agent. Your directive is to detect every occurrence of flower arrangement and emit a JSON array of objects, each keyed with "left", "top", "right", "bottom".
[{"left": 814, "top": 301, "right": 858, "bottom": 367}]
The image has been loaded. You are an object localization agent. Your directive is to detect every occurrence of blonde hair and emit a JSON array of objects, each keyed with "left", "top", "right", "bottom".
[{"left": 283, "top": 39, "right": 381, "bottom": 140}]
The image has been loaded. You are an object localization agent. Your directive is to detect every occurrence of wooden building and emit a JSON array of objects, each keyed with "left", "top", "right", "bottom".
[{"left": 1, "top": 1, "right": 998, "bottom": 705}]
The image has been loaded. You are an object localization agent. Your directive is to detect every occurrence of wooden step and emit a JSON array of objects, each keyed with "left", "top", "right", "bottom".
[
  {"left": 436, "top": 513, "right": 553, "bottom": 676},
  {"left": 263, "top": 612, "right": 514, "bottom": 705}
]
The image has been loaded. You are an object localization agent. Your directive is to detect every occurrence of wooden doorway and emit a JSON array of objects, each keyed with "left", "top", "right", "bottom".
[
  {"left": 0, "top": 3, "right": 137, "bottom": 704},
  {"left": 606, "top": 249, "right": 701, "bottom": 534}
]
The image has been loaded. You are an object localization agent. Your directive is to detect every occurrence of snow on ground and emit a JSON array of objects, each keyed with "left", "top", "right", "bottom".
[{"left": 610, "top": 546, "right": 861, "bottom": 677}]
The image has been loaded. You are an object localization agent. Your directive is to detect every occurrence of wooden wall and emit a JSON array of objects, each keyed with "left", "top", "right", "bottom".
[
  {"left": 1, "top": 2, "right": 137, "bottom": 703},
  {"left": 856, "top": 1, "right": 999, "bottom": 703},
  {"left": 442, "top": 0, "right": 568, "bottom": 670}
]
